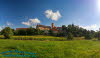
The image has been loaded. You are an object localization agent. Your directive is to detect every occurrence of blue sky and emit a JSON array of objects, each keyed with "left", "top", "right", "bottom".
[{"left": 0, "top": 0, "right": 100, "bottom": 31}]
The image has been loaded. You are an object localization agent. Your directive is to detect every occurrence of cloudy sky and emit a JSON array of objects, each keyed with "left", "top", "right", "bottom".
[{"left": 0, "top": 0, "right": 100, "bottom": 31}]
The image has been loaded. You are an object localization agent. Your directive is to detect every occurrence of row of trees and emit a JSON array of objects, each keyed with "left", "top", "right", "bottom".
[
  {"left": 14, "top": 27, "right": 44, "bottom": 35},
  {"left": 61, "top": 24, "right": 100, "bottom": 40},
  {"left": 1, "top": 24, "right": 100, "bottom": 40}
]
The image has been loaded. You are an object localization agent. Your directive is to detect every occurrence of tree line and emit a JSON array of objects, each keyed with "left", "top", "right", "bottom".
[{"left": 0, "top": 24, "right": 100, "bottom": 40}]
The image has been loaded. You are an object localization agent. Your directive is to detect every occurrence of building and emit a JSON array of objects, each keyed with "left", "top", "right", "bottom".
[
  {"left": 36, "top": 24, "right": 51, "bottom": 30},
  {"left": 16, "top": 23, "right": 62, "bottom": 33},
  {"left": 51, "top": 23, "right": 62, "bottom": 33}
]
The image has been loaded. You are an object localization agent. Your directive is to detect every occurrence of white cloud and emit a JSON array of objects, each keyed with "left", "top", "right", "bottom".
[
  {"left": 22, "top": 21, "right": 30, "bottom": 26},
  {"left": 6, "top": 21, "right": 13, "bottom": 26},
  {"left": 22, "top": 18, "right": 41, "bottom": 26},
  {"left": 45, "top": 10, "right": 62, "bottom": 21},
  {"left": 29, "top": 18, "right": 41, "bottom": 24},
  {"left": 80, "top": 24, "right": 98, "bottom": 30}
]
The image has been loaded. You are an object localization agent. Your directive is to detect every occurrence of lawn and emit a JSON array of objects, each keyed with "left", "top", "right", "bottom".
[
  {"left": 0, "top": 35, "right": 100, "bottom": 58},
  {"left": 0, "top": 39, "right": 99, "bottom": 58}
]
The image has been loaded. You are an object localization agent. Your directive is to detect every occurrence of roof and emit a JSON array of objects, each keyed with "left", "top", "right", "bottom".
[
  {"left": 16, "top": 28, "right": 34, "bottom": 30},
  {"left": 37, "top": 24, "right": 51, "bottom": 28},
  {"left": 57, "top": 27, "right": 62, "bottom": 28}
]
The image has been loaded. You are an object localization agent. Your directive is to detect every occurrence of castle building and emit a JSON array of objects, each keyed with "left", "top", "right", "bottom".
[
  {"left": 16, "top": 23, "right": 62, "bottom": 33},
  {"left": 36, "top": 24, "right": 51, "bottom": 30}
]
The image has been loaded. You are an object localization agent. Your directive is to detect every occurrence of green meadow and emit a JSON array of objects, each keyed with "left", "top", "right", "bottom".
[{"left": 0, "top": 35, "right": 100, "bottom": 58}]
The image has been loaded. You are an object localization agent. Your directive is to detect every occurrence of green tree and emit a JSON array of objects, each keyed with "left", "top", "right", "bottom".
[
  {"left": 62, "top": 25, "right": 67, "bottom": 36},
  {"left": 2, "top": 27, "right": 13, "bottom": 39},
  {"left": 26, "top": 27, "right": 35, "bottom": 35},
  {"left": 67, "top": 32, "right": 74, "bottom": 40},
  {"left": 85, "top": 33, "right": 93, "bottom": 40},
  {"left": 16, "top": 29, "right": 27, "bottom": 35},
  {"left": 95, "top": 31, "right": 100, "bottom": 40},
  {"left": 49, "top": 30, "right": 54, "bottom": 36},
  {"left": 34, "top": 29, "right": 41, "bottom": 35}
]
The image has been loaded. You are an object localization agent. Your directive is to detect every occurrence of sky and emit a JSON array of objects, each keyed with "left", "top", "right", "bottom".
[{"left": 0, "top": 0, "right": 100, "bottom": 31}]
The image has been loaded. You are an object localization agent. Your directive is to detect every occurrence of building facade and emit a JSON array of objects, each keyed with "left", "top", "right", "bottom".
[
  {"left": 36, "top": 24, "right": 51, "bottom": 30},
  {"left": 16, "top": 23, "right": 62, "bottom": 33}
]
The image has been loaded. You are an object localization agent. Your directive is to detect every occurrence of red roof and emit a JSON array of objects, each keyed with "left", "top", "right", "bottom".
[
  {"left": 57, "top": 27, "right": 62, "bottom": 28},
  {"left": 16, "top": 28, "right": 29, "bottom": 30}
]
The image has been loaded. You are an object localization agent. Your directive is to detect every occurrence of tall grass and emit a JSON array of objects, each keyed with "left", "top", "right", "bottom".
[
  {"left": 0, "top": 40, "right": 99, "bottom": 58},
  {"left": 0, "top": 35, "right": 66, "bottom": 41}
]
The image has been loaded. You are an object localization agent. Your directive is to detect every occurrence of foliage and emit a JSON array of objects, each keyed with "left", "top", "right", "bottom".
[
  {"left": 0, "top": 24, "right": 99, "bottom": 40},
  {"left": 62, "top": 25, "right": 67, "bottom": 36},
  {"left": 34, "top": 29, "right": 41, "bottom": 35},
  {"left": 94, "top": 31, "right": 100, "bottom": 40},
  {"left": 15, "top": 29, "right": 27, "bottom": 35},
  {"left": 2, "top": 27, "right": 13, "bottom": 39},
  {"left": 85, "top": 33, "right": 93, "bottom": 40},
  {"left": 26, "top": 27, "right": 35, "bottom": 35},
  {"left": 15, "top": 27, "right": 44, "bottom": 35},
  {"left": 48, "top": 30, "right": 54, "bottom": 36},
  {"left": 67, "top": 32, "right": 74, "bottom": 40}
]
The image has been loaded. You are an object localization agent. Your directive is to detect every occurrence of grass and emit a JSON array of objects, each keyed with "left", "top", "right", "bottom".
[
  {"left": 13, "top": 35, "right": 66, "bottom": 41},
  {"left": 0, "top": 35, "right": 100, "bottom": 58},
  {"left": 0, "top": 39, "right": 99, "bottom": 58},
  {"left": 0, "top": 35, "right": 66, "bottom": 41}
]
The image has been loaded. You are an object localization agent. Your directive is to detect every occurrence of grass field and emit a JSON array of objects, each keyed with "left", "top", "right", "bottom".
[
  {"left": 0, "top": 35, "right": 100, "bottom": 58},
  {"left": 0, "top": 35, "right": 66, "bottom": 41}
]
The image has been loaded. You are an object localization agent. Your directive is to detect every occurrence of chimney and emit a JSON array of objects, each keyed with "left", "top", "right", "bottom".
[{"left": 51, "top": 23, "right": 54, "bottom": 28}]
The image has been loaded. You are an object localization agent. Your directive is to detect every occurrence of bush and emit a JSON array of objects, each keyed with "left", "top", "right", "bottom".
[
  {"left": 2, "top": 27, "right": 13, "bottom": 39},
  {"left": 67, "top": 32, "right": 74, "bottom": 40},
  {"left": 48, "top": 30, "right": 54, "bottom": 36},
  {"left": 26, "top": 27, "right": 35, "bottom": 35},
  {"left": 15, "top": 29, "right": 27, "bottom": 35},
  {"left": 85, "top": 34, "right": 93, "bottom": 40}
]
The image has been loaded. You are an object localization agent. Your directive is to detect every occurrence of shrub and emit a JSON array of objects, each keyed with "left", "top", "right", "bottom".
[
  {"left": 2, "top": 27, "right": 13, "bottom": 39},
  {"left": 67, "top": 32, "right": 74, "bottom": 40},
  {"left": 26, "top": 27, "right": 35, "bottom": 35},
  {"left": 85, "top": 34, "right": 93, "bottom": 40},
  {"left": 48, "top": 30, "right": 54, "bottom": 36},
  {"left": 15, "top": 29, "right": 27, "bottom": 35}
]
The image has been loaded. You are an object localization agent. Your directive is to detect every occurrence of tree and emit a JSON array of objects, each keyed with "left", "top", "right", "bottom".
[
  {"left": 2, "top": 27, "right": 13, "bottom": 39},
  {"left": 39, "top": 30, "right": 45, "bottom": 35},
  {"left": 34, "top": 29, "right": 41, "bottom": 35},
  {"left": 62, "top": 25, "right": 67, "bottom": 36},
  {"left": 85, "top": 33, "right": 93, "bottom": 40},
  {"left": 16, "top": 29, "right": 27, "bottom": 35},
  {"left": 26, "top": 27, "right": 35, "bottom": 35},
  {"left": 95, "top": 31, "right": 100, "bottom": 40},
  {"left": 67, "top": 32, "right": 74, "bottom": 40},
  {"left": 49, "top": 30, "right": 54, "bottom": 36}
]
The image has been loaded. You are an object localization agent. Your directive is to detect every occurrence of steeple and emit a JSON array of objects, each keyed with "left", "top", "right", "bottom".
[{"left": 51, "top": 23, "right": 54, "bottom": 28}]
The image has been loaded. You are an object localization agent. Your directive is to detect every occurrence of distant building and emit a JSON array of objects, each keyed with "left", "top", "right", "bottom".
[
  {"left": 16, "top": 23, "right": 62, "bottom": 33},
  {"left": 51, "top": 23, "right": 62, "bottom": 33},
  {"left": 36, "top": 24, "right": 51, "bottom": 30}
]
